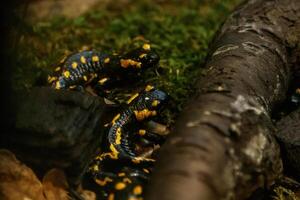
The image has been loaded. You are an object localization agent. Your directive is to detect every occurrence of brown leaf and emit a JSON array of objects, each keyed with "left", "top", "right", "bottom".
[
  {"left": 0, "top": 149, "right": 72, "bottom": 200},
  {"left": 42, "top": 168, "right": 70, "bottom": 200},
  {"left": 0, "top": 149, "right": 46, "bottom": 200},
  {"left": 76, "top": 184, "right": 96, "bottom": 200},
  {"left": 79, "top": 189, "right": 96, "bottom": 200}
]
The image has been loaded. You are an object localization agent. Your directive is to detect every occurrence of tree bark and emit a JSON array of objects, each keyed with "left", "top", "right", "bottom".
[{"left": 145, "top": 0, "right": 300, "bottom": 199}]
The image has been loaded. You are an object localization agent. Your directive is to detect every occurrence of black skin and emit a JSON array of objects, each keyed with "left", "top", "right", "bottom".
[
  {"left": 107, "top": 86, "right": 168, "bottom": 161},
  {"left": 86, "top": 165, "right": 150, "bottom": 200},
  {"left": 88, "top": 86, "right": 168, "bottom": 200},
  {"left": 48, "top": 44, "right": 160, "bottom": 94}
]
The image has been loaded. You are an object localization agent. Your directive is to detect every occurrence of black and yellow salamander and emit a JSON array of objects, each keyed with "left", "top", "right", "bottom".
[
  {"left": 48, "top": 43, "right": 159, "bottom": 94},
  {"left": 88, "top": 85, "right": 168, "bottom": 200},
  {"left": 48, "top": 44, "right": 168, "bottom": 200},
  {"left": 92, "top": 84, "right": 167, "bottom": 164},
  {"left": 90, "top": 165, "right": 150, "bottom": 200}
]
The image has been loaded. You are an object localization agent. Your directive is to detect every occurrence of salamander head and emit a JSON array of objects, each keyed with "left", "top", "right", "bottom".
[
  {"left": 139, "top": 50, "right": 160, "bottom": 69},
  {"left": 124, "top": 44, "right": 160, "bottom": 70},
  {"left": 133, "top": 85, "right": 168, "bottom": 111}
]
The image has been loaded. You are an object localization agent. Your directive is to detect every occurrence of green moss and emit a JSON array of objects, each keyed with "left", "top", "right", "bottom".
[{"left": 14, "top": 0, "right": 241, "bottom": 124}]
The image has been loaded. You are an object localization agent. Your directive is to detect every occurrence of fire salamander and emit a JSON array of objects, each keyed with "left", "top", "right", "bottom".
[
  {"left": 48, "top": 43, "right": 159, "bottom": 95},
  {"left": 98, "top": 85, "right": 167, "bottom": 163},
  {"left": 88, "top": 85, "right": 168, "bottom": 200},
  {"left": 48, "top": 44, "right": 167, "bottom": 200},
  {"left": 90, "top": 166, "right": 150, "bottom": 200}
]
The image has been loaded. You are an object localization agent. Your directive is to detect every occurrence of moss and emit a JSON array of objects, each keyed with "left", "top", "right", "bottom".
[{"left": 14, "top": 0, "right": 241, "bottom": 123}]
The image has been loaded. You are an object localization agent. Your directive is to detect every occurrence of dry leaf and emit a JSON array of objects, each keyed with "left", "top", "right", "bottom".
[
  {"left": 0, "top": 149, "right": 46, "bottom": 200},
  {"left": 0, "top": 149, "right": 71, "bottom": 200},
  {"left": 42, "top": 168, "right": 70, "bottom": 200}
]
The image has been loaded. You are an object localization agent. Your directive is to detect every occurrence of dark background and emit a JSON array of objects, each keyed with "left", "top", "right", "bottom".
[{"left": 0, "top": 1, "right": 20, "bottom": 139}]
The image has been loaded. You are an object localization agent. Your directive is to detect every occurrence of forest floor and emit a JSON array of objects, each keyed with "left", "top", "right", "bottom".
[{"left": 11, "top": 0, "right": 299, "bottom": 199}]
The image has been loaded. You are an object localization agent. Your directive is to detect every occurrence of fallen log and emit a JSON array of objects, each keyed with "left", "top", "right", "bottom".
[{"left": 145, "top": 0, "right": 300, "bottom": 199}]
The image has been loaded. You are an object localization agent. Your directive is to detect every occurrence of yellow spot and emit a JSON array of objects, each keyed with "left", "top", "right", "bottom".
[
  {"left": 118, "top": 172, "right": 126, "bottom": 177},
  {"left": 151, "top": 100, "right": 160, "bottom": 107},
  {"left": 54, "top": 67, "right": 61, "bottom": 72},
  {"left": 111, "top": 113, "right": 120, "bottom": 125},
  {"left": 80, "top": 56, "right": 86, "bottom": 64},
  {"left": 69, "top": 85, "right": 76, "bottom": 89},
  {"left": 72, "top": 62, "right": 78, "bottom": 69},
  {"left": 115, "top": 182, "right": 126, "bottom": 190},
  {"left": 109, "top": 144, "right": 119, "bottom": 159},
  {"left": 95, "top": 177, "right": 113, "bottom": 186},
  {"left": 120, "top": 59, "right": 142, "bottom": 68},
  {"left": 92, "top": 165, "right": 99, "bottom": 172},
  {"left": 296, "top": 88, "right": 300, "bottom": 94},
  {"left": 48, "top": 76, "right": 57, "bottom": 83},
  {"left": 63, "top": 71, "right": 70, "bottom": 78},
  {"left": 145, "top": 85, "right": 154, "bottom": 91},
  {"left": 133, "top": 185, "right": 143, "bottom": 195},
  {"left": 138, "top": 129, "right": 146, "bottom": 136},
  {"left": 98, "top": 77, "right": 108, "bottom": 85},
  {"left": 55, "top": 81, "right": 61, "bottom": 89},
  {"left": 123, "top": 178, "right": 132, "bottom": 184},
  {"left": 104, "top": 57, "right": 110, "bottom": 63},
  {"left": 83, "top": 75, "right": 88, "bottom": 81},
  {"left": 126, "top": 93, "right": 139, "bottom": 104},
  {"left": 92, "top": 56, "right": 99, "bottom": 62},
  {"left": 143, "top": 168, "right": 150, "bottom": 173},
  {"left": 108, "top": 193, "right": 114, "bottom": 200},
  {"left": 115, "top": 127, "right": 122, "bottom": 145},
  {"left": 142, "top": 43, "right": 151, "bottom": 50},
  {"left": 134, "top": 109, "right": 157, "bottom": 121},
  {"left": 89, "top": 164, "right": 99, "bottom": 172},
  {"left": 139, "top": 53, "right": 147, "bottom": 58}
]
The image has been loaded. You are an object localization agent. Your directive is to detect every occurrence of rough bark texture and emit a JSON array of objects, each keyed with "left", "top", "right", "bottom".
[
  {"left": 275, "top": 108, "right": 300, "bottom": 181},
  {"left": 1, "top": 87, "right": 114, "bottom": 186},
  {"left": 145, "top": 0, "right": 300, "bottom": 199}
]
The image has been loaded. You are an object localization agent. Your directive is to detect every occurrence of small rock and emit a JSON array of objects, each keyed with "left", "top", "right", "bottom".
[{"left": 2, "top": 87, "right": 116, "bottom": 186}]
